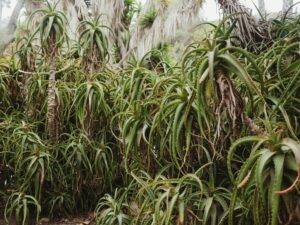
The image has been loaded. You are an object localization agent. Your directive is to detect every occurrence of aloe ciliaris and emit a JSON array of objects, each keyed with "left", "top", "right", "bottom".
[
  {"left": 1, "top": 2, "right": 300, "bottom": 225},
  {"left": 78, "top": 17, "right": 110, "bottom": 75},
  {"left": 227, "top": 134, "right": 300, "bottom": 225},
  {"left": 29, "top": 1, "right": 68, "bottom": 139},
  {"left": 75, "top": 18, "right": 111, "bottom": 136}
]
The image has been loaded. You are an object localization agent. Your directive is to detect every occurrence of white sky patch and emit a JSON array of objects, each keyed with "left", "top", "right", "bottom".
[
  {"left": 2, "top": 0, "right": 17, "bottom": 19},
  {"left": 202, "top": 0, "right": 300, "bottom": 21},
  {"left": 2, "top": 0, "right": 300, "bottom": 21}
]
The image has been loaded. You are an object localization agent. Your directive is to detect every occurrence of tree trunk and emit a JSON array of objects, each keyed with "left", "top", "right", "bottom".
[
  {"left": 24, "top": 0, "right": 44, "bottom": 28},
  {"left": 73, "top": 0, "right": 89, "bottom": 20},
  {"left": 217, "top": 0, "right": 268, "bottom": 52},
  {"left": 130, "top": 0, "right": 203, "bottom": 59},
  {"left": 55, "top": 0, "right": 88, "bottom": 41},
  {"left": 91, "top": 0, "right": 125, "bottom": 62},
  {"left": 47, "top": 61, "right": 58, "bottom": 140},
  {"left": 0, "top": 0, "right": 25, "bottom": 57},
  {"left": 283, "top": 0, "right": 293, "bottom": 16}
]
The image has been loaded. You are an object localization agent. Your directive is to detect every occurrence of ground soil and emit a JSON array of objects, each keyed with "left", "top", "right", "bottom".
[{"left": 0, "top": 213, "right": 96, "bottom": 225}]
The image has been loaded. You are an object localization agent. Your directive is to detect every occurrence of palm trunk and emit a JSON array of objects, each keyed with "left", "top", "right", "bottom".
[
  {"left": 24, "top": 0, "right": 44, "bottom": 26},
  {"left": 47, "top": 61, "right": 58, "bottom": 140},
  {"left": 130, "top": 0, "right": 203, "bottom": 59},
  {"left": 217, "top": 0, "right": 268, "bottom": 51},
  {"left": 73, "top": 0, "right": 89, "bottom": 20},
  {"left": 91, "top": 0, "right": 125, "bottom": 63},
  {"left": 54, "top": 0, "right": 88, "bottom": 41}
]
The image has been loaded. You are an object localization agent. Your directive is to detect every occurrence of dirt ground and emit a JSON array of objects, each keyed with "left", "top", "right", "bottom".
[{"left": 0, "top": 213, "right": 96, "bottom": 225}]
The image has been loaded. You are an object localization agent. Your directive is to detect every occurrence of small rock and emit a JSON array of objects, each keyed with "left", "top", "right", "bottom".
[{"left": 39, "top": 217, "right": 50, "bottom": 224}]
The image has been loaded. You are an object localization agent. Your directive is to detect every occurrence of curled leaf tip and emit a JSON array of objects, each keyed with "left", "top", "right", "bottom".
[
  {"left": 238, "top": 171, "right": 251, "bottom": 189},
  {"left": 275, "top": 170, "right": 300, "bottom": 195}
]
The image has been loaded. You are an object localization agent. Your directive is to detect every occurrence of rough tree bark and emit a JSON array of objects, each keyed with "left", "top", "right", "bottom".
[
  {"left": 0, "top": 0, "right": 25, "bottom": 57},
  {"left": 46, "top": 0, "right": 87, "bottom": 139},
  {"left": 47, "top": 61, "right": 58, "bottom": 140},
  {"left": 130, "top": 0, "right": 203, "bottom": 59},
  {"left": 56, "top": 0, "right": 88, "bottom": 41},
  {"left": 91, "top": 0, "right": 126, "bottom": 61},
  {"left": 24, "top": 0, "right": 44, "bottom": 29},
  {"left": 217, "top": 0, "right": 268, "bottom": 52}
]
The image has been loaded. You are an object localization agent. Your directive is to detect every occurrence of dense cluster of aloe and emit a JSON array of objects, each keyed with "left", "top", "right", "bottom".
[{"left": 1, "top": 4, "right": 300, "bottom": 225}]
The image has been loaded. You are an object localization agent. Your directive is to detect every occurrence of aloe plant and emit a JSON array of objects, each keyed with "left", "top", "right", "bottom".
[
  {"left": 227, "top": 134, "right": 300, "bottom": 225},
  {"left": 78, "top": 17, "right": 111, "bottom": 75},
  {"left": 1, "top": 5, "right": 300, "bottom": 225},
  {"left": 5, "top": 192, "right": 41, "bottom": 225},
  {"left": 29, "top": 1, "right": 68, "bottom": 140}
]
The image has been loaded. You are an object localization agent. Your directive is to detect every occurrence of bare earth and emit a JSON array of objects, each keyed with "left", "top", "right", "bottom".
[{"left": 0, "top": 213, "right": 96, "bottom": 225}]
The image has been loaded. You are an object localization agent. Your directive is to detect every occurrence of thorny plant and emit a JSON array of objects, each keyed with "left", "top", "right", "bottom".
[{"left": 1, "top": 5, "right": 300, "bottom": 225}]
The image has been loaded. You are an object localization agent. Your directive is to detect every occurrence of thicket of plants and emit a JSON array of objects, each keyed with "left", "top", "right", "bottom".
[{"left": 1, "top": 3, "right": 300, "bottom": 225}]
